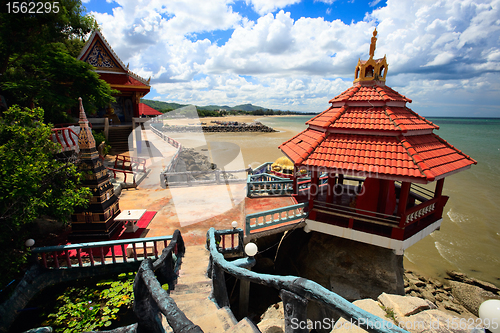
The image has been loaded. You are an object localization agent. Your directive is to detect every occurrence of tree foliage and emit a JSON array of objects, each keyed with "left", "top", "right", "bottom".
[
  {"left": 0, "top": 0, "right": 116, "bottom": 123},
  {"left": 0, "top": 106, "right": 91, "bottom": 288}
]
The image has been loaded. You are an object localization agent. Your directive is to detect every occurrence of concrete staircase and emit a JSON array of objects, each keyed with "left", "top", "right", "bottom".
[
  {"left": 165, "top": 245, "right": 260, "bottom": 332},
  {"left": 108, "top": 125, "right": 132, "bottom": 154}
]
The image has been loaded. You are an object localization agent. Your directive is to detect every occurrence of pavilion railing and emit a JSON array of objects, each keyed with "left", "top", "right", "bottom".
[
  {"left": 246, "top": 173, "right": 294, "bottom": 197},
  {"left": 245, "top": 202, "right": 308, "bottom": 235},
  {"left": 312, "top": 201, "right": 401, "bottom": 229},
  {"left": 250, "top": 162, "right": 273, "bottom": 175},
  {"left": 32, "top": 236, "right": 173, "bottom": 269},
  {"left": 207, "top": 227, "right": 410, "bottom": 333}
]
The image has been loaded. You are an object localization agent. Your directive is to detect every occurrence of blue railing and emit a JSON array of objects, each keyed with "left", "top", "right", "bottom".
[
  {"left": 246, "top": 172, "right": 293, "bottom": 197},
  {"left": 245, "top": 202, "right": 308, "bottom": 235},
  {"left": 207, "top": 227, "right": 410, "bottom": 333},
  {"left": 251, "top": 161, "right": 273, "bottom": 175},
  {"left": 32, "top": 235, "right": 173, "bottom": 269}
]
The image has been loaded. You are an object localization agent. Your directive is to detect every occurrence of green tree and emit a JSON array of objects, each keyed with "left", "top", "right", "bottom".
[
  {"left": 0, "top": 0, "right": 116, "bottom": 123},
  {"left": 0, "top": 106, "right": 91, "bottom": 288}
]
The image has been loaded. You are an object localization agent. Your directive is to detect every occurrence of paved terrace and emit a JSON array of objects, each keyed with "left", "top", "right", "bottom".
[{"left": 112, "top": 128, "right": 297, "bottom": 245}]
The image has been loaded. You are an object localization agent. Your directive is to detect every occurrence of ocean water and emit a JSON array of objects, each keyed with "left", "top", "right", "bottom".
[{"left": 254, "top": 116, "right": 500, "bottom": 284}]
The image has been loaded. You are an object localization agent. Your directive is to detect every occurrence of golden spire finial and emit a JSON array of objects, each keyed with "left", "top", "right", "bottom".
[
  {"left": 369, "top": 28, "right": 377, "bottom": 58},
  {"left": 78, "top": 97, "right": 96, "bottom": 150}
]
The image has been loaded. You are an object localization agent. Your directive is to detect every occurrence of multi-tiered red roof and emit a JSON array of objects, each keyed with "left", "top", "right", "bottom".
[
  {"left": 277, "top": 29, "right": 477, "bottom": 251},
  {"left": 280, "top": 43, "right": 475, "bottom": 184}
]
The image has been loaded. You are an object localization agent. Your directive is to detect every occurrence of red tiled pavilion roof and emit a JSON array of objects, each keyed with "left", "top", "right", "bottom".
[
  {"left": 280, "top": 129, "right": 476, "bottom": 183},
  {"left": 328, "top": 84, "right": 412, "bottom": 103},
  {"left": 306, "top": 105, "right": 438, "bottom": 132},
  {"left": 279, "top": 29, "right": 476, "bottom": 183},
  {"left": 139, "top": 103, "right": 162, "bottom": 116}
]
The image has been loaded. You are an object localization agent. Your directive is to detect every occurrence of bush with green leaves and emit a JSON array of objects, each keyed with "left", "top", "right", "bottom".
[
  {"left": 43, "top": 272, "right": 135, "bottom": 332},
  {"left": 0, "top": 106, "right": 91, "bottom": 289},
  {"left": 92, "top": 130, "right": 111, "bottom": 156}
]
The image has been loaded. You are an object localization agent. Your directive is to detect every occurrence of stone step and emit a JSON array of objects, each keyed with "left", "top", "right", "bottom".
[
  {"left": 170, "top": 291, "right": 210, "bottom": 303},
  {"left": 173, "top": 281, "right": 212, "bottom": 294},
  {"left": 189, "top": 306, "right": 238, "bottom": 332},
  {"left": 227, "top": 317, "right": 261, "bottom": 333},
  {"left": 173, "top": 298, "right": 220, "bottom": 319}
]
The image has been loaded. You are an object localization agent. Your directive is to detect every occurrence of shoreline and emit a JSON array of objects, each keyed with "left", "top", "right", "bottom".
[{"left": 152, "top": 114, "right": 499, "bottom": 286}]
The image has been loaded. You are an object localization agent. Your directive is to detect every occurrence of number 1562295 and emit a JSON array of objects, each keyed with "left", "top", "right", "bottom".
[{"left": 6, "top": 2, "right": 60, "bottom": 14}]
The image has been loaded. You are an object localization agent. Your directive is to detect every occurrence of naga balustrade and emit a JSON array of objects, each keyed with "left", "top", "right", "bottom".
[
  {"left": 207, "top": 227, "right": 410, "bottom": 333},
  {"left": 51, "top": 127, "right": 79, "bottom": 152},
  {"left": 32, "top": 236, "right": 173, "bottom": 269},
  {"left": 245, "top": 203, "right": 308, "bottom": 235},
  {"left": 129, "top": 230, "right": 204, "bottom": 333}
]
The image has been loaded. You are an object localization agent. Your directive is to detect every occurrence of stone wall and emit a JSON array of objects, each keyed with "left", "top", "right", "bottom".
[{"left": 160, "top": 124, "right": 276, "bottom": 133}]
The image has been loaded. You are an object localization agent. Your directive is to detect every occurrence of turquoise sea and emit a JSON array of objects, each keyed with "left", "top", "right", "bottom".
[{"left": 257, "top": 116, "right": 500, "bottom": 284}]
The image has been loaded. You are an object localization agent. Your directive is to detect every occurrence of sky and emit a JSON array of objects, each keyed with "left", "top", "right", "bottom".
[{"left": 82, "top": 0, "right": 500, "bottom": 117}]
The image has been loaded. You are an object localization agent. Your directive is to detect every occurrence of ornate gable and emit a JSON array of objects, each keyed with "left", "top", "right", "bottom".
[{"left": 78, "top": 30, "right": 127, "bottom": 74}]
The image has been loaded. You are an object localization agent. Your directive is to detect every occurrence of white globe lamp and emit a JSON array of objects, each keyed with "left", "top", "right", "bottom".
[
  {"left": 25, "top": 239, "right": 35, "bottom": 247},
  {"left": 479, "top": 299, "right": 500, "bottom": 333},
  {"left": 231, "top": 221, "right": 238, "bottom": 229},
  {"left": 245, "top": 243, "right": 258, "bottom": 257}
]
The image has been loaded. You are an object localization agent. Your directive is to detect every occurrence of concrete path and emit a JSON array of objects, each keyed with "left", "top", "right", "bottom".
[{"left": 114, "top": 127, "right": 298, "bottom": 246}]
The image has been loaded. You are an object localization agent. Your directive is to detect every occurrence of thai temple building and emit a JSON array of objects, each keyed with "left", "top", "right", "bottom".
[
  {"left": 77, "top": 30, "right": 151, "bottom": 123},
  {"left": 70, "top": 98, "right": 121, "bottom": 240},
  {"left": 279, "top": 29, "right": 476, "bottom": 254}
]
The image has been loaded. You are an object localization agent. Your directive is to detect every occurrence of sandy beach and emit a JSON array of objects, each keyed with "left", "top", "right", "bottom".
[{"left": 159, "top": 114, "right": 303, "bottom": 169}]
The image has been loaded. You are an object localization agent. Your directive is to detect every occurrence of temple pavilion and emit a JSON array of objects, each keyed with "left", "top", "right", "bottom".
[
  {"left": 279, "top": 29, "right": 476, "bottom": 254},
  {"left": 77, "top": 30, "right": 151, "bottom": 123}
]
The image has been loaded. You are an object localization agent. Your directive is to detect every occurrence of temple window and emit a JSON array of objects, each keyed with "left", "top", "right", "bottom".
[
  {"left": 355, "top": 67, "right": 360, "bottom": 79},
  {"left": 365, "top": 65, "right": 374, "bottom": 77},
  {"left": 379, "top": 65, "right": 385, "bottom": 77}
]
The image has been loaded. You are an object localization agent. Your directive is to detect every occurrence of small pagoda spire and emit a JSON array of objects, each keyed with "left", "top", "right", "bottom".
[
  {"left": 78, "top": 97, "right": 96, "bottom": 150},
  {"left": 353, "top": 27, "right": 388, "bottom": 85}
]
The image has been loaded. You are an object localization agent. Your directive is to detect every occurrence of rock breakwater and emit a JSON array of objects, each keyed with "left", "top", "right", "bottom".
[{"left": 160, "top": 121, "right": 277, "bottom": 133}]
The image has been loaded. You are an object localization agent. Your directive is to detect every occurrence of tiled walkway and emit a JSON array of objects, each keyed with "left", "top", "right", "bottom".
[{"left": 115, "top": 128, "right": 297, "bottom": 245}]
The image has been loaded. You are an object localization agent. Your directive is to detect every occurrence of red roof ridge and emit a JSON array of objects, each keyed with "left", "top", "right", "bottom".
[
  {"left": 306, "top": 105, "right": 348, "bottom": 128},
  {"left": 297, "top": 131, "right": 327, "bottom": 164},
  {"left": 399, "top": 135, "right": 436, "bottom": 181},
  {"left": 383, "top": 107, "right": 406, "bottom": 132},
  {"left": 431, "top": 133, "right": 477, "bottom": 165},
  {"left": 375, "top": 85, "right": 391, "bottom": 101},
  {"left": 328, "top": 85, "right": 361, "bottom": 103},
  {"left": 404, "top": 107, "right": 439, "bottom": 130}
]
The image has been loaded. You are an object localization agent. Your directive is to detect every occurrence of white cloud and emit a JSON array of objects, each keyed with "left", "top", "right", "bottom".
[
  {"left": 245, "top": 0, "right": 301, "bottom": 15},
  {"left": 88, "top": 0, "right": 500, "bottom": 117},
  {"left": 369, "top": 0, "right": 382, "bottom": 7},
  {"left": 423, "top": 52, "right": 455, "bottom": 67}
]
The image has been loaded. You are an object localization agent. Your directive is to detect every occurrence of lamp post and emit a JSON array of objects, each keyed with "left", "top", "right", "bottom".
[
  {"left": 479, "top": 300, "right": 500, "bottom": 333},
  {"left": 239, "top": 242, "right": 258, "bottom": 318}
]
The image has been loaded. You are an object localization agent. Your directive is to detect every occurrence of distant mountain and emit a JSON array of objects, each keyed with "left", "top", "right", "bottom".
[
  {"left": 140, "top": 99, "right": 188, "bottom": 111},
  {"left": 141, "top": 99, "right": 269, "bottom": 112}
]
